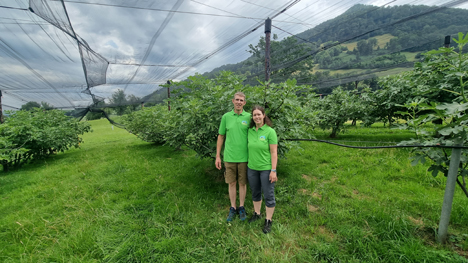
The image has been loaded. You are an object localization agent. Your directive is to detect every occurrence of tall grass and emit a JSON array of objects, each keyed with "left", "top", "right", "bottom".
[{"left": 1, "top": 119, "right": 467, "bottom": 262}]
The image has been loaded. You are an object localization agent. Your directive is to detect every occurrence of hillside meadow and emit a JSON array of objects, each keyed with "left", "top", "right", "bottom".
[{"left": 1, "top": 119, "right": 468, "bottom": 262}]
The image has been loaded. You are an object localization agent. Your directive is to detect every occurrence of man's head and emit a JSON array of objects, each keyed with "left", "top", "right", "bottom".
[{"left": 232, "top": 92, "right": 246, "bottom": 112}]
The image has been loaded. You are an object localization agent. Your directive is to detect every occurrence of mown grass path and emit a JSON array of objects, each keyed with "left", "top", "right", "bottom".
[{"left": 1, "top": 119, "right": 467, "bottom": 262}]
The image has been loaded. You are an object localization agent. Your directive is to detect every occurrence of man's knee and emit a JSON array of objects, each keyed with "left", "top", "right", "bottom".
[{"left": 229, "top": 181, "right": 237, "bottom": 187}]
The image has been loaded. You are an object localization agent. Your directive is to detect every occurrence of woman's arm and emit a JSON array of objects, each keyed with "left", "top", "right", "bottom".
[{"left": 269, "top": 144, "right": 278, "bottom": 183}]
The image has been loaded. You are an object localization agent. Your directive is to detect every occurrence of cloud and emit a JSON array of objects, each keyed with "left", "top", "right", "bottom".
[{"left": 1, "top": 0, "right": 467, "bottom": 109}]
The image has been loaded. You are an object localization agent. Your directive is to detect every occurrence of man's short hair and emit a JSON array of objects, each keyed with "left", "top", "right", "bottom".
[{"left": 234, "top": 92, "right": 246, "bottom": 100}]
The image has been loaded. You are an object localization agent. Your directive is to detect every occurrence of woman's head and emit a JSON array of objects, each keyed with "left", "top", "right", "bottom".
[{"left": 250, "top": 105, "right": 273, "bottom": 128}]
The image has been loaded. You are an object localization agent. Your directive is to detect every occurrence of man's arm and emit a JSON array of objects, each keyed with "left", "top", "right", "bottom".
[{"left": 215, "top": 134, "right": 225, "bottom": 170}]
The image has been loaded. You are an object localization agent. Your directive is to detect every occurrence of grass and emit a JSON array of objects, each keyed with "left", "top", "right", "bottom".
[
  {"left": 1, "top": 119, "right": 468, "bottom": 262},
  {"left": 341, "top": 34, "right": 396, "bottom": 51}
]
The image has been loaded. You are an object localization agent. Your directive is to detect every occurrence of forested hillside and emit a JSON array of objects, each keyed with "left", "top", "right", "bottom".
[{"left": 203, "top": 4, "right": 468, "bottom": 92}]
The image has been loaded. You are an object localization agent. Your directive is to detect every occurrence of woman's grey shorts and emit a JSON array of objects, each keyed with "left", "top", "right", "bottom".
[{"left": 247, "top": 168, "right": 276, "bottom": 207}]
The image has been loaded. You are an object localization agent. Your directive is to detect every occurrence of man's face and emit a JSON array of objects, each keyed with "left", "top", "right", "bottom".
[{"left": 232, "top": 95, "right": 246, "bottom": 111}]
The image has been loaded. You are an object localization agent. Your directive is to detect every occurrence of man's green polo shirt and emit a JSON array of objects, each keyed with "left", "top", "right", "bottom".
[
  {"left": 247, "top": 124, "right": 278, "bottom": 171},
  {"left": 219, "top": 110, "right": 251, "bottom": 162}
]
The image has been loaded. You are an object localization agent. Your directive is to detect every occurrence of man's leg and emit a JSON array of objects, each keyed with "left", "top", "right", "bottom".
[
  {"left": 225, "top": 162, "right": 238, "bottom": 222},
  {"left": 239, "top": 183, "right": 246, "bottom": 207},
  {"left": 238, "top": 163, "right": 248, "bottom": 208},
  {"left": 229, "top": 181, "right": 237, "bottom": 208}
]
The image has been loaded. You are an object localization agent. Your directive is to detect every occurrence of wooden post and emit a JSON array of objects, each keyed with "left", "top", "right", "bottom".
[
  {"left": 265, "top": 18, "right": 271, "bottom": 82},
  {"left": 0, "top": 90, "right": 3, "bottom": 124},
  {"left": 264, "top": 18, "right": 271, "bottom": 108},
  {"left": 167, "top": 80, "right": 171, "bottom": 111},
  {"left": 444, "top": 35, "right": 451, "bottom": 48}
]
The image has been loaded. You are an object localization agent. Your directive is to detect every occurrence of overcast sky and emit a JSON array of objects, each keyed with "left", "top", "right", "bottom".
[{"left": 0, "top": 0, "right": 467, "bottom": 109}]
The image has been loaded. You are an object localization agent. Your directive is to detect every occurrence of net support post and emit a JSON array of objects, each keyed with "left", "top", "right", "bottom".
[
  {"left": 0, "top": 90, "right": 3, "bottom": 124},
  {"left": 167, "top": 80, "right": 171, "bottom": 111},
  {"left": 444, "top": 35, "right": 451, "bottom": 48},
  {"left": 438, "top": 141, "right": 462, "bottom": 243},
  {"left": 264, "top": 18, "right": 271, "bottom": 82}
]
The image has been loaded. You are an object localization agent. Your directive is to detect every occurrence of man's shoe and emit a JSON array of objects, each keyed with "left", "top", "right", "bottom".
[
  {"left": 248, "top": 212, "right": 261, "bottom": 223},
  {"left": 227, "top": 207, "right": 236, "bottom": 222},
  {"left": 239, "top": 206, "right": 247, "bottom": 221},
  {"left": 263, "top": 219, "right": 272, "bottom": 234}
]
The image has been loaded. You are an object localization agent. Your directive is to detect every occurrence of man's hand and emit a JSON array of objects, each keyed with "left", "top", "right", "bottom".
[{"left": 215, "top": 156, "right": 222, "bottom": 170}]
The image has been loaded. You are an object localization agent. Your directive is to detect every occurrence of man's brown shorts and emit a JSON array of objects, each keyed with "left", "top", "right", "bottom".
[{"left": 224, "top": 162, "right": 247, "bottom": 185}]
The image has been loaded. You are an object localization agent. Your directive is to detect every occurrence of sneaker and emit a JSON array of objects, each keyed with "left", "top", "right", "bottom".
[
  {"left": 227, "top": 207, "right": 236, "bottom": 222},
  {"left": 263, "top": 219, "right": 272, "bottom": 234},
  {"left": 248, "top": 212, "right": 261, "bottom": 223},
  {"left": 239, "top": 206, "right": 246, "bottom": 221}
]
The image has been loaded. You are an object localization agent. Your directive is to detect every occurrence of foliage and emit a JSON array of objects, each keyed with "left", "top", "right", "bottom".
[
  {"left": 397, "top": 32, "right": 468, "bottom": 183},
  {"left": 122, "top": 104, "right": 168, "bottom": 144},
  {"left": 245, "top": 35, "right": 316, "bottom": 83},
  {"left": 40, "top": 101, "right": 54, "bottom": 110},
  {"left": 366, "top": 72, "right": 416, "bottom": 126},
  {"left": 0, "top": 109, "right": 91, "bottom": 171},
  {"left": 110, "top": 89, "right": 127, "bottom": 115},
  {"left": 20, "top": 101, "right": 55, "bottom": 111},
  {"left": 20, "top": 101, "right": 41, "bottom": 111},
  {"left": 312, "top": 87, "right": 364, "bottom": 138},
  {"left": 128, "top": 71, "right": 317, "bottom": 159}
]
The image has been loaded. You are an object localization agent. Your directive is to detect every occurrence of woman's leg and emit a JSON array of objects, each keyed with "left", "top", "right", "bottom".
[
  {"left": 259, "top": 170, "right": 276, "bottom": 220},
  {"left": 247, "top": 168, "right": 262, "bottom": 215}
]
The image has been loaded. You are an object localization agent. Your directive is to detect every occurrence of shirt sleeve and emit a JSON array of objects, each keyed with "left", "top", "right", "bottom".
[
  {"left": 268, "top": 128, "right": 278, "bottom": 145},
  {"left": 218, "top": 114, "right": 226, "bottom": 135}
]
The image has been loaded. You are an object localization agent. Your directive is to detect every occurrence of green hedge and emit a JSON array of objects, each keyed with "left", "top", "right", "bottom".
[{"left": 0, "top": 109, "right": 91, "bottom": 171}]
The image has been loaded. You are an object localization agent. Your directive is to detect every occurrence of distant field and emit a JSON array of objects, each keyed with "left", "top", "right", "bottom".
[
  {"left": 342, "top": 33, "right": 396, "bottom": 51},
  {"left": 402, "top": 51, "right": 419, "bottom": 61},
  {"left": 309, "top": 34, "right": 419, "bottom": 77}
]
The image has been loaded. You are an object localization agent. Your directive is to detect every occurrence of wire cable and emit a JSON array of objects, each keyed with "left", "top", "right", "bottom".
[
  {"left": 286, "top": 139, "right": 468, "bottom": 149},
  {"left": 49, "top": 0, "right": 314, "bottom": 26}
]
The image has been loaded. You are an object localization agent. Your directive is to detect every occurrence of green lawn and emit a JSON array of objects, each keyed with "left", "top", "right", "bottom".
[{"left": 1, "top": 119, "right": 467, "bottom": 262}]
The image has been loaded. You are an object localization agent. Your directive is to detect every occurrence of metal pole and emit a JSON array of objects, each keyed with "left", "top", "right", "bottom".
[
  {"left": 437, "top": 36, "right": 456, "bottom": 243},
  {"left": 265, "top": 18, "right": 271, "bottom": 82},
  {"left": 438, "top": 142, "right": 462, "bottom": 243},
  {"left": 167, "top": 80, "right": 171, "bottom": 111}
]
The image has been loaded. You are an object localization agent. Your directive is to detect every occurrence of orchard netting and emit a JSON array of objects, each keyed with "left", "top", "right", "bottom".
[{"left": 1, "top": 0, "right": 468, "bottom": 117}]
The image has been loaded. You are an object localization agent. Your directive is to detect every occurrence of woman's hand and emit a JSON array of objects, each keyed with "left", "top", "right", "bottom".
[{"left": 269, "top": 171, "right": 277, "bottom": 183}]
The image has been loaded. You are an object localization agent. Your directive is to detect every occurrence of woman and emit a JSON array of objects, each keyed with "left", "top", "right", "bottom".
[{"left": 247, "top": 105, "right": 278, "bottom": 234}]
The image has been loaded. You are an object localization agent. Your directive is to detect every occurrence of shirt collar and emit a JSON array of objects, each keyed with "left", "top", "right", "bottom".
[
  {"left": 232, "top": 109, "right": 245, "bottom": 115},
  {"left": 251, "top": 124, "right": 268, "bottom": 130}
]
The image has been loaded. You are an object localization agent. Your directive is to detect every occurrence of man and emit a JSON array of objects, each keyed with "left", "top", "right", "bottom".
[{"left": 216, "top": 92, "right": 251, "bottom": 222}]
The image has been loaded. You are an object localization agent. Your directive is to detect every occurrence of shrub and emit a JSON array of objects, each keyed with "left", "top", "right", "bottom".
[{"left": 0, "top": 109, "right": 91, "bottom": 171}]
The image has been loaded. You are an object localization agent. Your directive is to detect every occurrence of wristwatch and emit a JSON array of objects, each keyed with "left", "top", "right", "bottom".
[{"left": 271, "top": 169, "right": 277, "bottom": 172}]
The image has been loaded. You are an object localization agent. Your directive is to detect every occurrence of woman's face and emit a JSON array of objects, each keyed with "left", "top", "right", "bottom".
[{"left": 252, "top": 109, "right": 265, "bottom": 125}]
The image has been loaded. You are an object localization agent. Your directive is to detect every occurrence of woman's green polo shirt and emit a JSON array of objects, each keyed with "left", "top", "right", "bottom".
[
  {"left": 218, "top": 110, "right": 251, "bottom": 162},
  {"left": 247, "top": 124, "right": 277, "bottom": 171}
]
